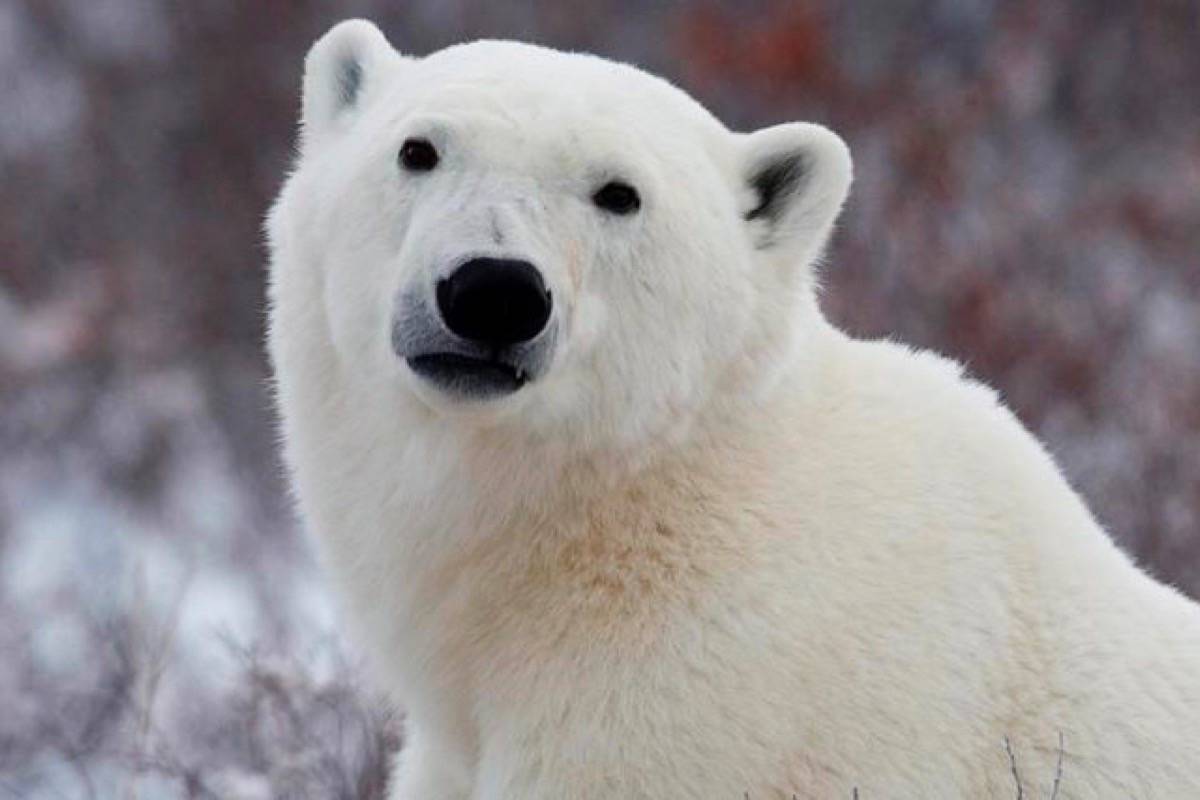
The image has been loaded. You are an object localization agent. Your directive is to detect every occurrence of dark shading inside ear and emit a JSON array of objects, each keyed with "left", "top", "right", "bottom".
[
  {"left": 745, "top": 152, "right": 811, "bottom": 223},
  {"left": 336, "top": 57, "right": 364, "bottom": 108}
]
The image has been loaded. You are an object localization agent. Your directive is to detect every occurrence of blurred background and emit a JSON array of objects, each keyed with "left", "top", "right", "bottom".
[{"left": 1, "top": 1, "right": 1198, "bottom": 797}]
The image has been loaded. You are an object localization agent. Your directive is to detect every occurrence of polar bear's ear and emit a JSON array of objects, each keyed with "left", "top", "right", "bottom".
[
  {"left": 301, "top": 19, "right": 404, "bottom": 152},
  {"left": 740, "top": 123, "right": 852, "bottom": 269}
]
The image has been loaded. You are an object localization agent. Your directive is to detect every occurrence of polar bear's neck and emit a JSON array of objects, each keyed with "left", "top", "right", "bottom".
[
  {"left": 293, "top": 311, "right": 840, "bottom": 561},
  {"left": 380, "top": 316, "right": 837, "bottom": 550},
  {"left": 282, "top": 302, "right": 841, "bottom": 693}
]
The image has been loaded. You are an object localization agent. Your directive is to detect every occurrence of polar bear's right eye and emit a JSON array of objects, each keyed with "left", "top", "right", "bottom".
[{"left": 399, "top": 138, "right": 439, "bottom": 172}]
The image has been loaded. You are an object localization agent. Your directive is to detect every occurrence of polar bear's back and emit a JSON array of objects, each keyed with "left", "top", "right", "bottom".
[{"left": 780, "top": 332, "right": 1200, "bottom": 794}]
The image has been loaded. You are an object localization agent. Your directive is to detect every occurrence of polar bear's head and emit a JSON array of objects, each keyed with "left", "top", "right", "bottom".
[{"left": 269, "top": 21, "right": 851, "bottom": 458}]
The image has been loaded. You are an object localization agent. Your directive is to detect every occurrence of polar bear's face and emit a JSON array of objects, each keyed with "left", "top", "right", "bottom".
[{"left": 270, "top": 21, "right": 851, "bottom": 455}]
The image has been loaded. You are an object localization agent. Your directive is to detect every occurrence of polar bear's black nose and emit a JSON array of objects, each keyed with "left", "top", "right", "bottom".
[{"left": 436, "top": 258, "right": 552, "bottom": 346}]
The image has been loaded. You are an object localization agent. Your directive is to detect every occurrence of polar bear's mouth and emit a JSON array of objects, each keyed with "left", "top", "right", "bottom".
[{"left": 407, "top": 352, "right": 527, "bottom": 398}]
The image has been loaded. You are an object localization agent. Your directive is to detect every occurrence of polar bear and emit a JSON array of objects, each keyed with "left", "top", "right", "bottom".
[{"left": 266, "top": 19, "right": 1200, "bottom": 800}]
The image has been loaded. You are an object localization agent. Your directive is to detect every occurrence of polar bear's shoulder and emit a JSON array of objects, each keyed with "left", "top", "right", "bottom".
[
  {"left": 794, "top": 333, "right": 1066, "bottom": 509},
  {"left": 820, "top": 334, "right": 1008, "bottom": 430}
]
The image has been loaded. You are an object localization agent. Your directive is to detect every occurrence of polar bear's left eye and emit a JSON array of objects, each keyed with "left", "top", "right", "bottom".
[{"left": 592, "top": 181, "right": 641, "bottom": 215}]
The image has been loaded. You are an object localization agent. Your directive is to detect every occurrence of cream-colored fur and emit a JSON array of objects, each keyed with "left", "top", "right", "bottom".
[{"left": 267, "top": 20, "right": 1200, "bottom": 799}]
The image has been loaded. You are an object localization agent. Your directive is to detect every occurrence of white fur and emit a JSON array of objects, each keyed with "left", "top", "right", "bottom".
[{"left": 267, "top": 21, "right": 1200, "bottom": 799}]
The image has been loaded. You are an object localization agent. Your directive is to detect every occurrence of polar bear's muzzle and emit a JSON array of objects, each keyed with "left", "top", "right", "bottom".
[{"left": 391, "top": 257, "right": 558, "bottom": 401}]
